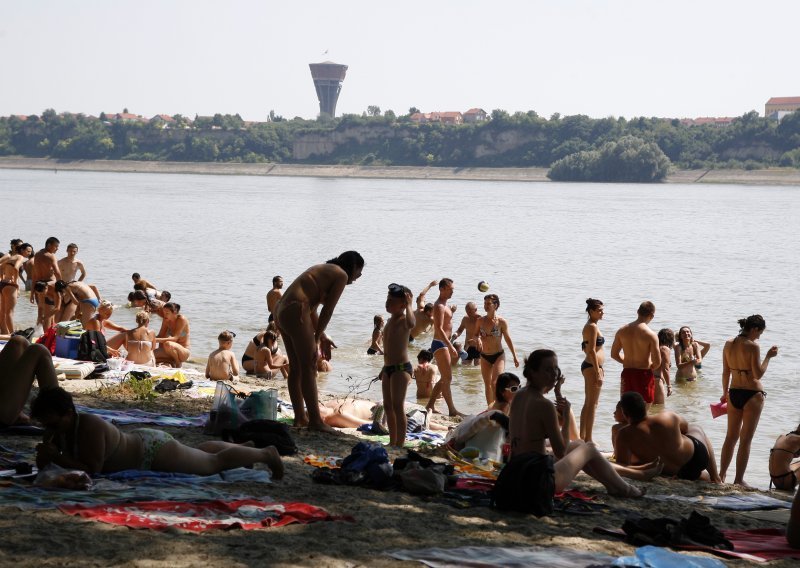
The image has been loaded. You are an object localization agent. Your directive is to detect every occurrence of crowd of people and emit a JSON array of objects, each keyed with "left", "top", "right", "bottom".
[{"left": 0, "top": 239, "right": 795, "bottom": 529}]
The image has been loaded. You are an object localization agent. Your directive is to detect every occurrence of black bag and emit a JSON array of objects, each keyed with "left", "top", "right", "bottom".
[
  {"left": 491, "top": 451, "right": 555, "bottom": 517},
  {"left": 222, "top": 419, "right": 297, "bottom": 456},
  {"left": 77, "top": 331, "right": 108, "bottom": 363},
  {"left": 12, "top": 327, "right": 35, "bottom": 341}
]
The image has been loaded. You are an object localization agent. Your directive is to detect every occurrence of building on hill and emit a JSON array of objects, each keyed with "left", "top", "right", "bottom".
[
  {"left": 409, "top": 111, "right": 464, "bottom": 125},
  {"left": 679, "top": 117, "right": 735, "bottom": 127},
  {"left": 765, "top": 96, "right": 800, "bottom": 116},
  {"left": 150, "top": 114, "right": 175, "bottom": 128},
  {"left": 463, "top": 108, "right": 488, "bottom": 123}
]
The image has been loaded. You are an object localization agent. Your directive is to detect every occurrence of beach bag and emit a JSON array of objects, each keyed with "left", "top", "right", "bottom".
[
  {"left": 222, "top": 419, "right": 297, "bottom": 456},
  {"left": 77, "top": 331, "right": 108, "bottom": 363},
  {"left": 204, "top": 382, "right": 248, "bottom": 435},
  {"left": 491, "top": 452, "right": 555, "bottom": 517},
  {"left": 240, "top": 389, "right": 278, "bottom": 422},
  {"left": 36, "top": 325, "right": 58, "bottom": 354},
  {"left": 445, "top": 410, "right": 498, "bottom": 451}
]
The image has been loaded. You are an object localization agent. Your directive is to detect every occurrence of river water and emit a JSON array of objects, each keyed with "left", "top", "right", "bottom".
[{"left": 1, "top": 168, "right": 797, "bottom": 488}]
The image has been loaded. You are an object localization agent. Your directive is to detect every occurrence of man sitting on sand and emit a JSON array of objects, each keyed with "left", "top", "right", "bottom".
[
  {"left": 615, "top": 392, "right": 721, "bottom": 483},
  {"left": 206, "top": 330, "right": 240, "bottom": 381}
]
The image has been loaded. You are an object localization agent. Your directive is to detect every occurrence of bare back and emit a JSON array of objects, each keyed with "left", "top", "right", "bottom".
[
  {"left": 613, "top": 321, "right": 659, "bottom": 369},
  {"left": 508, "top": 388, "right": 560, "bottom": 456},
  {"left": 617, "top": 411, "right": 693, "bottom": 473},
  {"left": 723, "top": 336, "right": 763, "bottom": 390}
]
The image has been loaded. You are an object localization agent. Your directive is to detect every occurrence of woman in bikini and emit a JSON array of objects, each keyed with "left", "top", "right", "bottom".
[
  {"left": 0, "top": 243, "right": 32, "bottom": 334},
  {"left": 769, "top": 424, "right": 800, "bottom": 491},
  {"left": 719, "top": 314, "right": 779, "bottom": 486},
  {"left": 32, "top": 387, "right": 283, "bottom": 478},
  {"left": 506, "top": 349, "right": 645, "bottom": 505},
  {"left": 476, "top": 294, "right": 519, "bottom": 405},
  {"left": 274, "top": 251, "right": 364, "bottom": 432},
  {"left": 579, "top": 298, "right": 605, "bottom": 443},
  {"left": 154, "top": 302, "right": 191, "bottom": 368},
  {"left": 241, "top": 329, "right": 289, "bottom": 379},
  {"left": 84, "top": 300, "right": 127, "bottom": 356},
  {"left": 653, "top": 328, "right": 674, "bottom": 405},
  {"left": 674, "top": 326, "right": 702, "bottom": 381},
  {"left": 123, "top": 310, "right": 156, "bottom": 366}
]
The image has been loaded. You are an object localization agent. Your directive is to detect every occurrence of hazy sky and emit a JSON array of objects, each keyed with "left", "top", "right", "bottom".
[{"left": 2, "top": 1, "right": 797, "bottom": 121}]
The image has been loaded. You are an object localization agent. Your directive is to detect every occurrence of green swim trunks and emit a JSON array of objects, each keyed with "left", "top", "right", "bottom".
[{"left": 132, "top": 428, "right": 174, "bottom": 470}]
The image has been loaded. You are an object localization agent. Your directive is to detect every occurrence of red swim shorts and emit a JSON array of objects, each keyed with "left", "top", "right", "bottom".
[{"left": 621, "top": 368, "right": 655, "bottom": 403}]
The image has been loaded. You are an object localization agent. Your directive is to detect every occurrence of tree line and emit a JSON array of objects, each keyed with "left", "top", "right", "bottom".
[{"left": 2, "top": 108, "right": 800, "bottom": 182}]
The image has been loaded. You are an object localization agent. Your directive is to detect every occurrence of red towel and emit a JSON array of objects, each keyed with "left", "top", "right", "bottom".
[{"left": 723, "top": 528, "right": 800, "bottom": 561}]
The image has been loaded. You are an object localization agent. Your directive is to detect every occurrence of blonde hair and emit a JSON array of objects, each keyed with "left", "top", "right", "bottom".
[
  {"left": 135, "top": 310, "right": 150, "bottom": 326},
  {"left": 99, "top": 300, "right": 114, "bottom": 312}
]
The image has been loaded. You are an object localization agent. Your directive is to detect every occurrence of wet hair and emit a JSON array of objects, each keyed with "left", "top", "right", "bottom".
[
  {"left": 677, "top": 326, "right": 693, "bottom": 348},
  {"left": 423, "top": 303, "right": 434, "bottom": 313},
  {"left": 637, "top": 301, "right": 656, "bottom": 317},
  {"left": 264, "top": 330, "right": 278, "bottom": 344},
  {"left": 133, "top": 283, "right": 146, "bottom": 291},
  {"left": 135, "top": 310, "right": 150, "bottom": 326},
  {"left": 658, "top": 328, "right": 675, "bottom": 347},
  {"left": 159, "top": 290, "right": 171, "bottom": 302},
  {"left": 45, "top": 236, "right": 60, "bottom": 247},
  {"left": 31, "top": 387, "right": 75, "bottom": 420},
  {"left": 484, "top": 294, "right": 500, "bottom": 308},
  {"left": 373, "top": 314, "right": 384, "bottom": 327},
  {"left": 586, "top": 298, "right": 603, "bottom": 313},
  {"left": 164, "top": 302, "right": 181, "bottom": 313},
  {"left": 54, "top": 279, "right": 67, "bottom": 292},
  {"left": 495, "top": 372, "right": 521, "bottom": 402},
  {"left": 522, "top": 349, "right": 557, "bottom": 381},
  {"left": 620, "top": 391, "right": 647, "bottom": 422},
  {"left": 326, "top": 250, "right": 364, "bottom": 279},
  {"left": 131, "top": 290, "right": 148, "bottom": 302},
  {"left": 218, "top": 330, "right": 235, "bottom": 343},
  {"left": 272, "top": 275, "right": 282, "bottom": 285},
  {"left": 16, "top": 242, "right": 32, "bottom": 254},
  {"left": 132, "top": 273, "right": 141, "bottom": 280},
  {"left": 34, "top": 281, "right": 48, "bottom": 293},
  {"left": 67, "top": 243, "right": 78, "bottom": 250},
  {"left": 417, "top": 349, "right": 433, "bottom": 363},
  {"left": 738, "top": 314, "right": 766, "bottom": 334},
  {"left": 438, "top": 278, "right": 453, "bottom": 290}
]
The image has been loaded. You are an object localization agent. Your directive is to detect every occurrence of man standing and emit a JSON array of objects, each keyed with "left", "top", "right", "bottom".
[
  {"left": 57, "top": 243, "right": 86, "bottom": 282},
  {"left": 266, "top": 275, "right": 283, "bottom": 323},
  {"left": 452, "top": 301, "right": 481, "bottom": 366},
  {"left": 611, "top": 301, "right": 660, "bottom": 408},
  {"left": 425, "top": 278, "right": 463, "bottom": 416},
  {"left": 615, "top": 392, "right": 721, "bottom": 483},
  {"left": 31, "top": 237, "right": 62, "bottom": 325}
]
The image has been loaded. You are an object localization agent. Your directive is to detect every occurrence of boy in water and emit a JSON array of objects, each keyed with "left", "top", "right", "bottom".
[
  {"left": 380, "top": 284, "right": 415, "bottom": 447},
  {"left": 206, "top": 330, "right": 239, "bottom": 381},
  {"left": 413, "top": 349, "right": 438, "bottom": 400}
]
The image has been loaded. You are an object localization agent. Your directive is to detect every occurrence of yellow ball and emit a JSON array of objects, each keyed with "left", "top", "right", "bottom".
[{"left": 477, "top": 281, "right": 490, "bottom": 292}]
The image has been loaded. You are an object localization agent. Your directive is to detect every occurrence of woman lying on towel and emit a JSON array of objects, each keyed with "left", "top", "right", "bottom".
[
  {"left": 31, "top": 387, "right": 283, "bottom": 479},
  {"left": 507, "top": 349, "right": 647, "bottom": 499}
]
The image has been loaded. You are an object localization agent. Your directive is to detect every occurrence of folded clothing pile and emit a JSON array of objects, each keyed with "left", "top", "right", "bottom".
[{"left": 54, "top": 361, "right": 97, "bottom": 380}]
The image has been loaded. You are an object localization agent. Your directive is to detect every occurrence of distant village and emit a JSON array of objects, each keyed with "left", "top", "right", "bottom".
[{"left": 5, "top": 97, "right": 800, "bottom": 128}]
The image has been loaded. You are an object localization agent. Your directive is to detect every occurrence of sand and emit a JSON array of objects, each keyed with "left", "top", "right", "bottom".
[
  {"left": 1, "top": 372, "right": 797, "bottom": 567},
  {"left": 3, "top": 156, "right": 800, "bottom": 185}
]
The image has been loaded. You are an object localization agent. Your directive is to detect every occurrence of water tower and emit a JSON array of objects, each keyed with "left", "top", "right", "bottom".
[{"left": 309, "top": 61, "right": 348, "bottom": 118}]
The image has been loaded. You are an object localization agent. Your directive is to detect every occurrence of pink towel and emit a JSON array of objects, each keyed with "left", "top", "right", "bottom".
[{"left": 710, "top": 401, "right": 727, "bottom": 419}]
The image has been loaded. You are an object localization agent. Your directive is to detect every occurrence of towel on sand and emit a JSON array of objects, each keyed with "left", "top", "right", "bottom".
[
  {"left": 59, "top": 499, "right": 353, "bottom": 531},
  {"left": 646, "top": 493, "right": 792, "bottom": 510},
  {"left": 76, "top": 405, "right": 206, "bottom": 427},
  {"left": 389, "top": 545, "right": 615, "bottom": 567}
]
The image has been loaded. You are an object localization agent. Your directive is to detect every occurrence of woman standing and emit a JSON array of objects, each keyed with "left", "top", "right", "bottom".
[
  {"left": 719, "top": 315, "right": 779, "bottom": 486},
  {"left": 579, "top": 298, "right": 605, "bottom": 443},
  {"left": 653, "top": 329, "right": 674, "bottom": 405},
  {"left": 274, "top": 251, "right": 364, "bottom": 432},
  {"left": 477, "top": 294, "right": 519, "bottom": 405},
  {"left": 0, "top": 243, "right": 32, "bottom": 334},
  {"left": 674, "top": 326, "right": 702, "bottom": 381}
]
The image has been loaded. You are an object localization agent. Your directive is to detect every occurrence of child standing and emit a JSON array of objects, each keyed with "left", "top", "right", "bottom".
[
  {"left": 413, "top": 349, "right": 438, "bottom": 399},
  {"left": 206, "top": 330, "right": 240, "bottom": 381},
  {"left": 380, "top": 284, "right": 415, "bottom": 447},
  {"left": 367, "top": 315, "right": 384, "bottom": 355}
]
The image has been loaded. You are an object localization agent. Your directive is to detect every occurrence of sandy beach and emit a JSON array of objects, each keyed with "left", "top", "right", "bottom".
[
  {"left": 3, "top": 156, "right": 800, "bottom": 185},
  {"left": 0, "top": 370, "right": 796, "bottom": 567}
]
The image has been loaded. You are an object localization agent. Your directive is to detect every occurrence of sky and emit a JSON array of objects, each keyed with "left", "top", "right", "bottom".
[{"left": 1, "top": 1, "right": 798, "bottom": 122}]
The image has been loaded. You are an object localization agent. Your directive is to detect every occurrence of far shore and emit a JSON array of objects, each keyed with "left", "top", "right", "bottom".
[{"left": 2, "top": 156, "right": 800, "bottom": 185}]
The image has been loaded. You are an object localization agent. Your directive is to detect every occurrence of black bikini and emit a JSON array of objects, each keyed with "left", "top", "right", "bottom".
[
  {"left": 769, "top": 439, "right": 800, "bottom": 489},
  {"left": 380, "top": 361, "right": 413, "bottom": 378},
  {"left": 480, "top": 351, "right": 504, "bottom": 365},
  {"left": 581, "top": 336, "right": 605, "bottom": 371}
]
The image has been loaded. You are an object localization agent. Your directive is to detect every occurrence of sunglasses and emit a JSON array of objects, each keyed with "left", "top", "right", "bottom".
[
  {"left": 225, "top": 330, "right": 237, "bottom": 338},
  {"left": 505, "top": 385, "right": 520, "bottom": 392}
]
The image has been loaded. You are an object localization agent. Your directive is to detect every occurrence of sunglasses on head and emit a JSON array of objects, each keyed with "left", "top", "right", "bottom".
[
  {"left": 505, "top": 385, "right": 520, "bottom": 392},
  {"left": 387, "top": 283, "right": 406, "bottom": 297},
  {"left": 225, "top": 330, "right": 236, "bottom": 338}
]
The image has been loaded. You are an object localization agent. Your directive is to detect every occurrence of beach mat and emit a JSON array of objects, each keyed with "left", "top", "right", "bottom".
[
  {"left": 646, "top": 493, "right": 792, "bottom": 510},
  {"left": 722, "top": 528, "right": 800, "bottom": 561},
  {"left": 76, "top": 405, "right": 207, "bottom": 427},
  {"left": 613, "top": 545, "right": 725, "bottom": 567},
  {"left": 740, "top": 508, "right": 792, "bottom": 524},
  {"left": 0, "top": 424, "right": 44, "bottom": 436},
  {"left": 59, "top": 499, "right": 353, "bottom": 531},
  {"left": 389, "top": 545, "right": 615, "bottom": 567}
]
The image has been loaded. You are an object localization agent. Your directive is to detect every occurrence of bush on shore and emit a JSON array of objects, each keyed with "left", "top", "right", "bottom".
[{"left": 547, "top": 136, "right": 671, "bottom": 182}]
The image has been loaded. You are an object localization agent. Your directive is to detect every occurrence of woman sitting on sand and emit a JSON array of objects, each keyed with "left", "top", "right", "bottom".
[
  {"left": 579, "top": 298, "right": 605, "bottom": 443},
  {"left": 32, "top": 387, "right": 283, "bottom": 478},
  {"left": 719, "top": 314, "right": 779, "bottom": 486},
  {"left": 154, "top": 302, "right": 191, "bottom": 368},
  {"left": 476, "top": 294, "right": 519, "bottom": 405},
  {"left": 507, "top": 349, "right": 646, "bottom": 500},
  {"left": 241, "top": 328, "right": 289, "bottom": 379},
  {"left": 769, "top": 424, "right": 800, "bottom": 491},
  {"left": 674, "top": 326, "right": 702, "bottom": 381},
  {"left": 85, "top": 300, "right": 127, "bottom": 356},
  {"left": 123, "top": 310, "right": 156, "bottom": 366}
]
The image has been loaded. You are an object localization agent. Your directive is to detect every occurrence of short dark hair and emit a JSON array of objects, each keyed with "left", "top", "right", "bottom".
[
  {"left": 620, "top": 392, "right": 647, "bottom": 421},
  {"left": 31, "top": 387, "right": 75, "bottom": 420},
  {"left": 131, "top": 290, "right": 147, "bottom": 301},
  {"left": 417, "top": 349, "right": 433, "bottom": 363},
  {"left": 637, "top": 301, "right": 655, "bottom": 317},
  {"left": 658, "top": 328, "right": 675, "bottom": 347},
  {"left": 326, "top": 251, "right": 364, "bottom": 279},
  {"left": 160, "top": 290, "right": 171, "bottom": 301},
  {"left": 484, "top": 294, "right": 500, "bottom": 308},
  {"left": 423, "top": 303, "right": 434, "bottom": 312},
  {"left": 164, "top": 302, "right": 180, "bottom": 313},
  {"left": 67, "top": 243, "right": 78, "bottom": 250},
  {"left": 272, "top": 275, "right": 282, "bottom": 285},
  {"left": 522, "top": 349, "right": 557, "bottom": 380},
  {"left": 54, "top": 279, "right": 67, "bottom": 292},
  {"left": 495, "top": 372, "right": 520, "bottom": 402},
  {"left": 738, "top": 314, "right": 766, "bottom": 333},
  {"left": 133, "top": 283, "right": 145, "bottom": 291},
  {"left": 34, "top": 281, "right": 48, "bottom": 293},
  {"left": 45, "top": 236, "right": 60, "bottom": 247},
  {"left": 438, "top": 278, "right": 453, "bottom": 290},
  {"left": 132, "top": 273, "right": 141, "bottom": 280}
]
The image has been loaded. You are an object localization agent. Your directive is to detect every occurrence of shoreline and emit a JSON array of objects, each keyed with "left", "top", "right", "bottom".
[{"left": 2, "top": 156, "right": 800, "bottom": 185}]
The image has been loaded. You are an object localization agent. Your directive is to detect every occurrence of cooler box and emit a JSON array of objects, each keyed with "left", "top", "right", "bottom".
[{"left": 55, "top": 335, "right": 80, "bottom": 359}]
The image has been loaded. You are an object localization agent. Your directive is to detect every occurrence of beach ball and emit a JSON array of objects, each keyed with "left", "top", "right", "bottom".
[{"left": 477, "top": 281, "right": 490, "bottom": 292}]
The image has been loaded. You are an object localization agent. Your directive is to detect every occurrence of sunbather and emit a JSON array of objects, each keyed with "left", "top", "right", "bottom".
[
  {"left": 0, "top": 336, "right": 60, "bottom": 426},
  {"left": 31, "top": 387, "right": 283, "bottom": 479}
]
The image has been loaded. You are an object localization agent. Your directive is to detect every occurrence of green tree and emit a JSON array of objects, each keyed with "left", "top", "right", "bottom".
[
  {"left": 548, "top": 136, "right": 670, "bottom": 182},
  {"left": 367, "top": 105, "right": 381, "bottom": 117}
]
